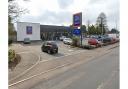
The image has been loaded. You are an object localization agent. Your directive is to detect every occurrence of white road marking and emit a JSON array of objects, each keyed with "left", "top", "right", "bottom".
[
  {"left": 68, "top": 50, "right": 74, "bottom": 52},
  {"left": 17, "top": 51, "right": 31, "bottom": 54}
]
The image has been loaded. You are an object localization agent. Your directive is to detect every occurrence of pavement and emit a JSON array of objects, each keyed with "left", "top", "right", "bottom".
[{"left": 9, "top": 42, "right": 119, "bottom": 89}]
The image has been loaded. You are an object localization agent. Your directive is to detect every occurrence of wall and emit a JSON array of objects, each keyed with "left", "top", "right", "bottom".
[{"left": 17, "top": 22, "right": 41, "bottom": 41}]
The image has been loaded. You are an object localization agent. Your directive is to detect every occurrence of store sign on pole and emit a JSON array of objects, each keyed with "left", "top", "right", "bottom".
[
  {"left": 73, "top": 28, "right": 81, "bottom": 35},
  {"left": 73, "top": 12, "right": 82, "bottom": 27}
]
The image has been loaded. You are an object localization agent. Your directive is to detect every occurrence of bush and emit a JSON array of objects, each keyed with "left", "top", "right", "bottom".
[
  {"left": 71, "top": 36, "right": 80, "bottom": 47},
  {"left": 9, "top": 49, "right": 16, "bottom": 62}
]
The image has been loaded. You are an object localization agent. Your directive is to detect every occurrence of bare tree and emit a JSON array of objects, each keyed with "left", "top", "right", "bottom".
[
  {"left": 8, "top": 0, "right": 29, "bottom": 39},
  {"left": 8, "top": 0, "right": 29, "bottom": 21}
]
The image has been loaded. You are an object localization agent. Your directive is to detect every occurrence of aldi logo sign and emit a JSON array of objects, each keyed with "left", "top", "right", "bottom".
[
  {"left": 26, "top": 26, "right": 32, "bottom": 34},
  {"left": 73, "top": 12, "right": 82, "bottom": 27}
]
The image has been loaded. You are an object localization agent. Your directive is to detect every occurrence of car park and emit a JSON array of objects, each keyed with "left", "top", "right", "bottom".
[
  {"left": 41, "top": 41, "right": 58, "bottom": 54},
  {"left": 23, "top": 38, "right": 31, "bottom": 44},
  {"left": 63, "top": 38, "right": 72, "bottom": 45}
]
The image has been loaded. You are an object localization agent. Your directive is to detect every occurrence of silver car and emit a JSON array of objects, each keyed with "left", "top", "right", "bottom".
[
  {"left": 23, "top": 38, "right": 31, "bottom": 44},
  {"left": 63, "top": 38, "right": 72, "bottom": 45}
]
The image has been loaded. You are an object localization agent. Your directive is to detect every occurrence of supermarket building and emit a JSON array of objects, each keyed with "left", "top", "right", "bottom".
[{"left": 17, "top": 22, "right": 73, "bottom": 41}]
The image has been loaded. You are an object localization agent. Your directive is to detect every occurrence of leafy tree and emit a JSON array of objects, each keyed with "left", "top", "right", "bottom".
[
  {"left": 96, "top": 12, "right": 109, "bottom": 34},
  {"left": 88, "top": 25, "right": 96, "bottom": 35}
]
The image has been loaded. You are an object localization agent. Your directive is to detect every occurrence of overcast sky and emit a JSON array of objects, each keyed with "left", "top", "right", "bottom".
[{"left": 16, "top": 0, "right": 119, "bottom": 30}]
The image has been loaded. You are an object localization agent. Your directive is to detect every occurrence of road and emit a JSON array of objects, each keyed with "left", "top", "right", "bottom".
[{"left": 30, "top": 47, "right": 119, "bottom": 89}]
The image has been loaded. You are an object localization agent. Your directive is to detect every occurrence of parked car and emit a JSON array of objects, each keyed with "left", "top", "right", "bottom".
[
  {"left": 102, "top": 37, "right": 112, "bottom": 43},
  {"left": 63, "top": 38, "right": 72, "bottom": 45},
  {"left": 41, "top": 41, "right": 58, "bottom": 54},
  {"left": 60, "top": 36, "right": 66, "bottom": 41},
  {"left": 88, "top": 38, "right": 102, "bottom": 47},
  {"left": 23, "top": 38, "right": 31, "bottom": 44}
]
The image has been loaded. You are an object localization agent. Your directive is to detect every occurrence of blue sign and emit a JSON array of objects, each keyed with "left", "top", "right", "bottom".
[
  {"left": 26, "top": 26, "right": 32, "bottom": 34},
  {"left": 73, "top": 13, "right": 82, "bottom": 27},
  {"left": 73, "top": 29, "right": 81, "bottom": 35}
]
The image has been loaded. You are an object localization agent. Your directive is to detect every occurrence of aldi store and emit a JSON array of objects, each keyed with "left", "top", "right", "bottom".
[{"left": 17, "top": 22, "right": 73, "bottom": 41}]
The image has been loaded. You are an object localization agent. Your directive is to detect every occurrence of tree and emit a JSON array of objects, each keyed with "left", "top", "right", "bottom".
[
  {"left": 88, "top": 25, "right": 97, "bottom": 35},
  {"left": 96, "top": 12, "right": 109, "bottom": 35},
  {"left": 8, "top": 0, "right": 28, "bottom": 21},
  {"left": 81, "top": 25, "right": 87, "bottom": 36},
  {"left": 8, "top": 0, "right": 29, "bottom": 39}
]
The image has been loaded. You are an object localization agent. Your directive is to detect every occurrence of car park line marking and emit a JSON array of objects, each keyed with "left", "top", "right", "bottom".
[
  {"left": 68, "top": 50, "right": 74, "bottom": 52},
  {"left": 9, "top": 52, "right": 41, "bottom": 82}
]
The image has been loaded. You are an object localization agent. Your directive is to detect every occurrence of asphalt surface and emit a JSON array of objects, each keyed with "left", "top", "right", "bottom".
[
  {"left": 10, "top": 41, "right": 85, "bottom": 61},
  {"left": 30, "top": 46, "right": 119, "bottom": 89}
]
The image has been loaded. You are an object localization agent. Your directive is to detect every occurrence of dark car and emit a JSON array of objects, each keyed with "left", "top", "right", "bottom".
[
  {"left": 41, "top": 41, "right": 58, "bottom": 54},
  {"left": 23, "top": 38, "right": 31, "bottom": 44},
  {"left": 102, "top": 37, "right": 112, "bottom": 43}
]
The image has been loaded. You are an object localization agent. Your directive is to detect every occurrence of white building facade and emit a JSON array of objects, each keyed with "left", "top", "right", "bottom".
[{"left": 17, "top": 22, "right": 41, "bottom": 41}]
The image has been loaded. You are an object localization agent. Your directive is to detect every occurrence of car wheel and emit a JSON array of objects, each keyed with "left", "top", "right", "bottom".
[
  {"left": 96, "top": 43, "right": 99, "bottom": 47},
  {"left": 56, "top": 50, "right": 58, "bottom": 53},
  {"left": 42, "top": 49, "right": 45, "bottom": 52},
  {"left": 47, "top": 50, "right": 51, "bottom": 54}
]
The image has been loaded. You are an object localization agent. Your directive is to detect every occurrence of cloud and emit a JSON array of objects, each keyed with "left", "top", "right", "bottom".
[
  {"left": 20, "top": 10, "right": 72, "bottom": 26},
  {"left": 89, "top": 0, "right": 105, "bottom": 4},
  {"left": 18, "top": 0, "right": 119, "bottom": 30},
  {"left": 57, "top": 0, "right": 74, "bottom": 9}
]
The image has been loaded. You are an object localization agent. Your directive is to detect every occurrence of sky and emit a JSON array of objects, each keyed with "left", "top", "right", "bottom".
[{"left": 15, "top": 0, "right": 119, "bottom": 30}]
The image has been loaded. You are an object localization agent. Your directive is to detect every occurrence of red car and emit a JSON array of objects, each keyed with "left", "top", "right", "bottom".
[{"left": 88, "top": 38, "right": 101, "bottom": 47}]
